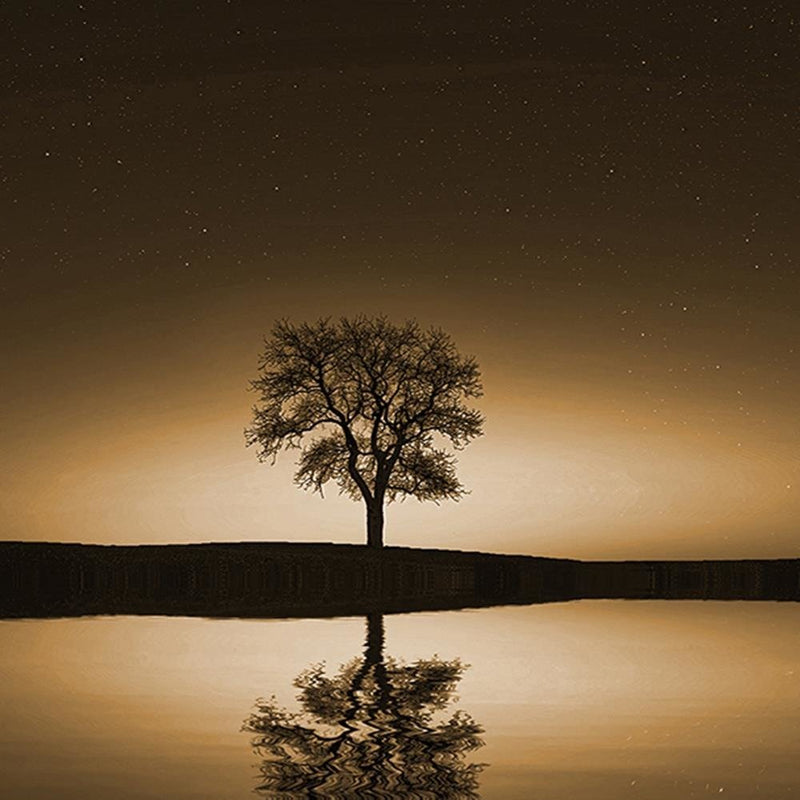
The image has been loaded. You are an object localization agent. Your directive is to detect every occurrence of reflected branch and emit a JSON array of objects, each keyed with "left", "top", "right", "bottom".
[{"left": 243, "top": 614, "right": 486, "bottom": 797}]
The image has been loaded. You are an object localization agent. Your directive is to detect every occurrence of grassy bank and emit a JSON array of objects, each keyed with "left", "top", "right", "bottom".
[{"left": 1, "top": 541, "right": 798, "bottom": 619}]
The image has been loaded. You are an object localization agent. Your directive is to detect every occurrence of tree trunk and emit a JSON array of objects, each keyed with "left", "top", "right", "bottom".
[{"left": 366, "top": 500, "right": 384, "bottom": 548}]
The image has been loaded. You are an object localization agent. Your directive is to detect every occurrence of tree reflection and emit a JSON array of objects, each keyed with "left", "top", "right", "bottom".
[{"left": 243, "top": 613, "right": 486, "bottom": 798}]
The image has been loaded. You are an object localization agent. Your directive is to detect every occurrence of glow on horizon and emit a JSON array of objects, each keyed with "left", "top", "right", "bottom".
[
  {"left": 3, "top": 278, "right": 797, "bottom": 559},
  {"left": 8, "top": 382, "right": 797, "bottom": 560}
]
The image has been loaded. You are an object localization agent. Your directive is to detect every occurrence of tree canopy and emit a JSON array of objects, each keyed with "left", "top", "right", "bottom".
[{"left": 245, "top": 316, "right": 483, "bottom": 547}]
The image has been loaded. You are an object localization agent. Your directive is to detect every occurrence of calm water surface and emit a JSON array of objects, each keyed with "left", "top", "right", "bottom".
[{"left": 1, "top": 601, "right": 799, "bottom": 798}]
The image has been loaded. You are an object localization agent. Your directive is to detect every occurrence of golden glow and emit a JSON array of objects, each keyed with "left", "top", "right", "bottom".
[{"left": 3, "top": 273, "right": 798, "bottom": 558}]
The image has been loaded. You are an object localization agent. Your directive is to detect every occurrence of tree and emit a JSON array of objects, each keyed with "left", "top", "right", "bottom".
[
  {"left": 243, "top": 614, "right": 485, "bottom": 797},
  {"left": 245, "top": 316, "right": 484, "bottom": 548}
]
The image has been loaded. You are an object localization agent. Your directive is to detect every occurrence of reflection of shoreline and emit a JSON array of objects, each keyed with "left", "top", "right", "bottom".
[
  {"left": 3, "top": 541, "right": 799, "bottom": 619},
  {"left": 243, "top": 613, "right": 485, "bottom": 798}
]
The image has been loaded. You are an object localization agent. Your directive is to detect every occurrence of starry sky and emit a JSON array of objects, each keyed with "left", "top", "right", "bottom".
[{"left": 2, "top": 1, "right": 798, "bottom": 558}]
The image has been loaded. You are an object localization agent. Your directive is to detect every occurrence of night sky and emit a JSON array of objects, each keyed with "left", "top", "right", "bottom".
[{"left": 3, "top": 1, "right": 798, "bottom": 558}]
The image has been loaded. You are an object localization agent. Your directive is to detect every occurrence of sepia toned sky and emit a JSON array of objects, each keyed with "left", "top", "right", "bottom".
[{"left": 2, "top": 2, "right": 798, "bottom": 558}]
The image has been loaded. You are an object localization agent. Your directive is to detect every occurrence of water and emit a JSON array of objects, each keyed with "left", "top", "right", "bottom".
[{"left": 1, "top": 601, "right": 799, "bottom": 798}]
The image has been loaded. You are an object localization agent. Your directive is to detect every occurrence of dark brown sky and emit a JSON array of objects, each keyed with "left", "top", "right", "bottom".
[{"left": 2, "top": 1, "right": 798, "bottom": 557}]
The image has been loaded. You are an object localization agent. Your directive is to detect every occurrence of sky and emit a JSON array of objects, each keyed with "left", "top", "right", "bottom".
[{"left": 2, "top": 1, "right": 798, "bottom": 559}]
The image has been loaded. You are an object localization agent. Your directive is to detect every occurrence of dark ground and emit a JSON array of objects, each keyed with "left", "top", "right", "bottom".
[{"left": 2, "top": 541, "right": 798, "bottom": 619}]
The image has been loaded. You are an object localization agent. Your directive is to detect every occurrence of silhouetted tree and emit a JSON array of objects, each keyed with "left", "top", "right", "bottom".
[
  {"left": 245, "top": 316, "right": 483, "bottom": 547},
  {"left": 243, "top": 614, "right": 485, "bottom": 798}
]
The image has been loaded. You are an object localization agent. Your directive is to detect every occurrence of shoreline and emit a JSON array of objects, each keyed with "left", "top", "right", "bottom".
[{"left": 2, "top": 540, "right": 799, "bottom": 619}]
